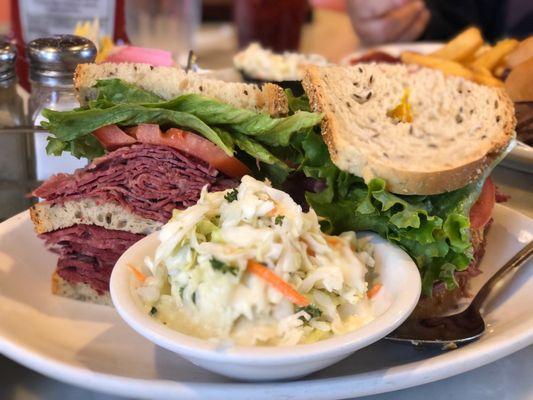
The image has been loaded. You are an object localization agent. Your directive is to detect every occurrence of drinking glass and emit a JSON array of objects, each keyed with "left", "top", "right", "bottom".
[
  {"left": 234, "top": 0, "right": 309, "bottom": 52},
  {"left": 125, "top": 0, "right": 202, "bottom": 64}
]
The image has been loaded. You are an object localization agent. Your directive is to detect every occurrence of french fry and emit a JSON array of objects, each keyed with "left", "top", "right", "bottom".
[
  {"left": 401, "top": 51, "right": 475, "bottom": 80},
  {"left": 493, "top": 64, "right": 507, "bottom": 79},
  {"left": 470, "top": 39, "right": 519, "bottom": 71},
  {"left": 463, "top": 44, "right": 492, "bottom": 64},
  {"left": 430, "top": 27, "right": 484, "bottom": 61},
  {"left": 402, "top": 27, "right": 520, "bottom": 88},
  {"left": 470, "top": 66, "right": 504, "bottom": 87}
]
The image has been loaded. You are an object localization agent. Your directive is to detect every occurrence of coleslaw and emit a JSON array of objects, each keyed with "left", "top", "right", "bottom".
[
  {"left": 137, "top": 176, "right": 383, "bottom": 346},
  {"left": 233, "top": 43, "right": 329, "bottom": 81}
]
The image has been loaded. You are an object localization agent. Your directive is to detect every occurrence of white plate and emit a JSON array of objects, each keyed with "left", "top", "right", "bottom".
[
  {"left": 109, "top": 232, "right": 420, "bottom": 380},
  {"left": 341, "top": 43, "right": 533, "bottom": 174},
  {"left": 0, "top": 205, "right": 532, "bottom": 399}
]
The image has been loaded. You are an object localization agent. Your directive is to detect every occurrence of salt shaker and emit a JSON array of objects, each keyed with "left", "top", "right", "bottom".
[
  {"left": 0, "top": 40, "right": 30, "bottom": 220},
  {"left": 0, "top": 40, "right": 24, "bottom": 127},
  {"left": 27, "top": 34, "right": 96, "bottom": 181}
]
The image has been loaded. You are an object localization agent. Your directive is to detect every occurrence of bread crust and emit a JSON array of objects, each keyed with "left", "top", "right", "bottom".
[
  {"left": 52, "top": 272, "right": 112, "bottom": 306},
  {"left": 263, "top": 82, "right": 290, "bottom": 117},
  {"left": 302, "top": 64, "right": 516, "bottom": 195},
  {"left": 74, "top": 63, "right": 288, "bottom": 116}
]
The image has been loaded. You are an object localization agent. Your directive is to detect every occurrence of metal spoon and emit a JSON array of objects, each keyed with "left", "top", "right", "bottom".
[{"left": 386, "top": 241, "right": 533, "bottom": 349}]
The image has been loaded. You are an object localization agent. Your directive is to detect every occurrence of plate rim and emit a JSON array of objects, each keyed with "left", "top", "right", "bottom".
[{"left": 0, "top": 205, "right": 532, "bottom": 400}]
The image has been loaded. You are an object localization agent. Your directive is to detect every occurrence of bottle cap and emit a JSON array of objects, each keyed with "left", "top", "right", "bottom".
[
  {"left": 27, "top": 34, "right": 96, "bottom": 85},
  {"left": 0, "top": 40, "right": 17, "bottom": 81}
]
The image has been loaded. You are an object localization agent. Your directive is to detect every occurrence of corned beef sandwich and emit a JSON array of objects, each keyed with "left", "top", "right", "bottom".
[
  {"left": 32, "top": 61, "right": 515, "bottom": 320},
  {"left": 31, "top": 63, "right": 321, "bottom": 305},
  {"left": 32, "top": 143, "right": 237, "bottom": 304},
  {"left": 299, "top": 63, "right": 515, "bottom": 317}
]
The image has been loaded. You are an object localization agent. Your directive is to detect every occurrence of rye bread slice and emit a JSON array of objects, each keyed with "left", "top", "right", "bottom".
[
  {"left": 302, "top": 63, "right": 516, "bottom": 194},
  {"left": 30, "top": 199, "right": 162, "bottom": 235},
  {"left": 75, "top": 62, "right": 289, "bottom": 117}
]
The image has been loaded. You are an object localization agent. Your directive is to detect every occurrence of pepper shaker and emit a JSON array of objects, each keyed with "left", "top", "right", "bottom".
[
  {"left": 27, "top": 34, "right": 96, "bottom": 181},
  {"left": 0, "top": 40, "right": 31, "bottom": 220},
  {"left": 0, "top": 40, "right": 24, "bottom": 127}
]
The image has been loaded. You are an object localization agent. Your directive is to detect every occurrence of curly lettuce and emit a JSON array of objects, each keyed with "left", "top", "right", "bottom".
[
  {"left": 279, "top": 92, "right": 489, "bottom": 296},
  {"left": 42, "top": 79, "right": 321, "bottom": 185},
  {"left": 294, "top": 129, "right": 485, "bottom": 295}
]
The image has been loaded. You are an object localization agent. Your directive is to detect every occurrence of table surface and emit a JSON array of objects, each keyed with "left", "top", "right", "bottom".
[{"left": 1, "top": 17, "right": 533, "bottom": 400}]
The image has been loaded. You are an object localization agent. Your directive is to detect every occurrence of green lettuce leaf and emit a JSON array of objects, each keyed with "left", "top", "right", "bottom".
[
  {"left": 92, "top": 80, "right": 321, "bottom": 146},
  {"left": 91, "top": 79, "right": 164, "bottom": 104},
  {"left": 142, "top": 95, "right": 321, "bottom": 147},
  {"left": 285, "top": 89, "right": 311, "bottom": 113},
  {"left": 232, "top": 132, "right": 289, "bottom": 170},
  {"left": 290, "top": 129, "right": 483, "bottom": 296},
  {"left": 42, "top": 79, "right": 321, "bottom": 162},
  {"left": 232, "top": 132, "right": 291, "bottom": 186},
  {"left": 42, "top": 105, "right": 233, "bottom": 156}
]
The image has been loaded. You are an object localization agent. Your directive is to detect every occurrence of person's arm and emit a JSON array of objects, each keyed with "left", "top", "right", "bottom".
[{"left": 346, "top": 0, "right": 430, "bottom": 45}]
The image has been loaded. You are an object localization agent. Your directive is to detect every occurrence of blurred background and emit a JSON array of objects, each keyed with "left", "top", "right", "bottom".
[
  {"left": 0, "top": 0, "right": 359, "bottom": 68},
  {"left": 0, "top": 0, "right": 530, "bottom": 221}
]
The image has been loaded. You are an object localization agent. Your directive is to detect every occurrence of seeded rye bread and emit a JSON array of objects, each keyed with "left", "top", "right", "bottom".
[
  {"left": 51, "top": 272, "right": 112, "bottom": 306},
  {"left": 75, "top": 63, "right": 289, "bottom": 116},
  {"left": 302, "top": 64, "right": 516, "bottom": 195},
  {"left": 31, "top": 199, "right": 161, "bottom": 305},
  {"left": 30, "top": 199, "right": 162, "bottom": 235}
]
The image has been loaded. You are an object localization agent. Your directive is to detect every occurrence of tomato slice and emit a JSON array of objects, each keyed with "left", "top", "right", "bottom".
[
  {"left": 93, "top": 125, "right": 136, "bottom": 150},
  {"left": 126, "top": 123, "right": 158, "bottom": 140},
  {"left": 469, "top": 177, "right": 496, "bottom": 230},
  {"left": 128, "top": 124, "right": 250, "bottom": 178}
]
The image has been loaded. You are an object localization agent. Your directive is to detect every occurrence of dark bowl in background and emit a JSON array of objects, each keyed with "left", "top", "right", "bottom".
[{"left": 239, "top": 70, "right": 305, "bottom": 97}]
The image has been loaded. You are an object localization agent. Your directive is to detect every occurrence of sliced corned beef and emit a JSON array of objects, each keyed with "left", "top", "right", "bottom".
[
  {"left": 33, "top": 143, "right": 238, "bottom": 222},
  {"left": 35, "top": 143, "right": 239, "bottom": 298},
  {"left": 40, "top": 224, "right": 144, "bottom": 294}
]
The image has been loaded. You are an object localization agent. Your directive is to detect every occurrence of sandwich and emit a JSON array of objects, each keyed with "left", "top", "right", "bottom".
[
  {"left": 31, "top": 63, "right": 321, "bottom": 305},
  {"left": 33, "top": 61, "right": 515, "bottom": 319},
  {"left": 300, "top": 63, "right": 515, "bottom": 316}
]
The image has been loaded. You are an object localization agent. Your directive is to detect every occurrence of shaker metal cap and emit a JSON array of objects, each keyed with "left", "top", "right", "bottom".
[
  {"left": 27, "top": 34, "right": 96, "bottom": 85},
  {"left": 0, "top": 39, "right": 17, "bottom": 81}
]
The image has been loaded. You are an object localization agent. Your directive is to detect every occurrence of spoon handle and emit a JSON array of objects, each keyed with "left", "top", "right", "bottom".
[{"left": 470, "top": 241, "right": 533, "bottom": 311}]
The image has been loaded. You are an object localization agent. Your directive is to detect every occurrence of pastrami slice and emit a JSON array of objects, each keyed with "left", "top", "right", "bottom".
[
  {"left": 40, "top": 224, "right": 144, "bottom": 295},
  {"left": 33, "top": 143, "right": 239, "bottom": 301},
  {"left": 33, "top": 143, "right": 238, "bottom": 223}
]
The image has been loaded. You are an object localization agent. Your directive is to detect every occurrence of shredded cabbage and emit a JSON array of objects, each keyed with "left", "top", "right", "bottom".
[{"left": 138, "top": 176, "right": 382, "bottom": 346}]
